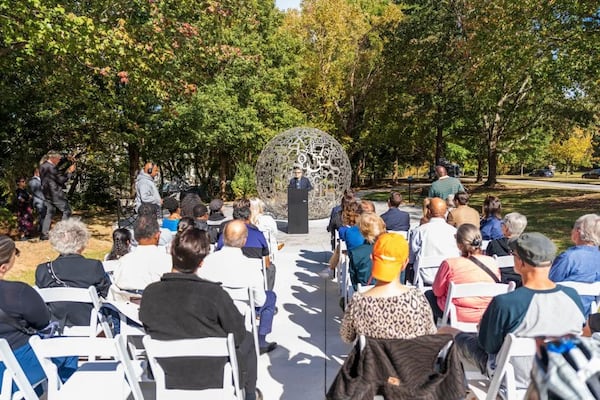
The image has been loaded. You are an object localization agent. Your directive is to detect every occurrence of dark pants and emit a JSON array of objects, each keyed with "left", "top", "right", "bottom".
[
  {"left": 33, "top": 201, "right": 46, "bottom": 233},
  {"left": 42, "top": 197, "right": 71, "bottom": 235},
  {"left": 257, "top": 291, "right": 277, "bottom": 337},
  {"left": 239, "top": 331, "right": 257, "bottom": 400},
  {"left": 424, "top": 289, "right": 444, "bottom": 322},
  {"left": 454, "top": 332, "right": 489, "bottom": 374}
]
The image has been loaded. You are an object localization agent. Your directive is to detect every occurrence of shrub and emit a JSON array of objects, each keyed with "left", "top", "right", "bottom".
[{"left": 231, "top": 163, "right": 257, "bottom": 199}]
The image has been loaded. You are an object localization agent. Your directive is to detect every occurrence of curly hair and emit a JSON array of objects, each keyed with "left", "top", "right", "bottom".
[
  {"left": 49, "top": 219, "right": 90, "bottom": 254},
  {"left": 357, "top": 212, "right": 386, "bottom": 244}
]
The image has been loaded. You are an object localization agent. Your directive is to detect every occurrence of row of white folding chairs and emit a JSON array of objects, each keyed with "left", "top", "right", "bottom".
[
  {"left": 1, "top": 331, "right": 245, "bottom": 400},
  {"left": 0, "top": 335, "right": 143, "bottom": 400}
]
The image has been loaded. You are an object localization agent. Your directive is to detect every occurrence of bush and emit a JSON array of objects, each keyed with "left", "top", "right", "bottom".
[{"left": 231, "top": 163, "right": 257, "bottom": 199}]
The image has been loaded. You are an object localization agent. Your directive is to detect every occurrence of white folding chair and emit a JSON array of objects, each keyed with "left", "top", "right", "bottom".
[
  {"left": 558, "top": 281, "right": 600, "bottom": 315},
  {"left": 481, "top": 240, "right": 490, "bottom": 251},
  {"left": 143, "top": 333, "right": 242, "bottom": 399},
  {"left": 0, "top": 339, "right": 41, "bottom": 400},
  {"left": 467, "top": 333, "right": 536, "bottom": 400},
  {"left": 440, "top": 281, "right": 516, "bottom": 332},
  {"left": 222, "top": 286, "right": 260, "bottom": 370},
  {"left": 413, "top": 255, "right": 447, "bottom": 288},
  {"left": 493, "top": 255, "right": 515, "bottom": 269},
  {"left": 36, "top": 286, "right": 113, "bottom": 338},
  {"left": 29, "top": 335, "right": 143, "bottom": 400}
]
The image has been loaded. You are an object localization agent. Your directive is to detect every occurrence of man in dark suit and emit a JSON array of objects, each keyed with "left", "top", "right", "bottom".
[
  {"left": 39, "top": 151, "right": 76, "bottom": 240},
  {"left": 288, "top": 165, "right": 312, "bottom": 190}
]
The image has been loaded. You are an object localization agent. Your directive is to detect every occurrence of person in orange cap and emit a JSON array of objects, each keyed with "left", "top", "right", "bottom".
[{"left": 339, "top": 233, "right": 437, "bottom": 343}]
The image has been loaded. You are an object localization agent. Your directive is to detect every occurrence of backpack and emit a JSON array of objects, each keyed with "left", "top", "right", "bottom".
[{"left": 531, "top": 334, "right": 600, "bottom": 400}]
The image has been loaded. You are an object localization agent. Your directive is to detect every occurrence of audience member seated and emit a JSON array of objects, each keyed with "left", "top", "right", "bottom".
[
  {"left": 341, "top": 233, "right": 436, "bottom": 343},
  {"left": 445, "top": 194, "right": 456, "bottom": 216},
  {"left": 338, "top": 198, "right": 361, "bottom": 243},
  {"left": 441, "top": 232, "right": 585, "bottom": 390},
  {"left": 179, "top": 192, "right": 203, "bottom": 218},
  {"left": 486, "top": 212, "right": 527, "bottom": 257},
  {"left": 326, "top": 189, "right": 355, "bottom": 250},
  {"left": 420, "top": 197, "right": 431, "bottom": 225},
  {"left": 137, "top": 203, "right": 173, "bottom": 247},
  {"left": 341, "top": 200, "right": 375, "bottom": 251},
  {"left": 549, "top": 213, "right": 600, "bottom": 316},
  {"left": 139, "top": 227, "right": 259, "bottom": 400},
  {"left": 35, "top": 219, "right": 110, "bottom": 327},
  {"left": 380, "top": 191, "right": 410, "bottom": 232},
  {"left": 161, "top": 196, "right": 180, "bottom": 232},
  {"left": 192, "top": 203, "right": 209, "bottom": 231},
  {"left": 447, "top": 191, "right": 480, "bottom": 228},
  {"left": 113, "top": 214, "right": 171, "bottom": 293},
  {"left": 216, "top": 199, "right": 274, "bottom": 290},
  {"left": 348, "top": 213, "right": 386, "bottom": 291},
  {"left": 409, "top": 198, "right": 460, "bottom": 283},
  {"left": 426, "top": 223, "right": 501, "bottom": 323},
  {"left": 480, "top": 195, "right": 503, "bottom": 240},
  {"left": 102, "top": 228, "right": 132, "bottom": 273},
  {"left": 0, "top": 236, "right": 77, "bottom": 395},
  {"left": 207, "top": 198, "right": 227, "bottom": 244},
  {"left": 199, "top": 220, "right": 277, "bottom": 355},
  {"left": 250, "top": 197, "right": 281, "bottom": 261}
]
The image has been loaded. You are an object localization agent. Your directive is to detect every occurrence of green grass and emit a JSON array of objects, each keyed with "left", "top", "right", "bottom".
[{"left": 363, "top": 186, "right": 600, "bottom": 252}]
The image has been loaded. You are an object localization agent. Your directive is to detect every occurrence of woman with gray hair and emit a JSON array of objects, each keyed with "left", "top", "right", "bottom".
[
  {"left": 486, "top": 212, "right": 528, "bottom": 257},
  {"left": 549, "top": 213, "right": 600, "bottom": 317},
  {"left": 35, "top": 219, "right": 110, "bottom": 327}
]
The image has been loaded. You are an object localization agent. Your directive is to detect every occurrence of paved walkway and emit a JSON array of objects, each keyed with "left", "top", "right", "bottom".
[{"left": 256, "top": 202, "right": 422, "bottom": 399}]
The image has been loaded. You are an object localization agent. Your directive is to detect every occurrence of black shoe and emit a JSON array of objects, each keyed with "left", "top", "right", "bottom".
[
  {"left": 259, "top": 342, "right": 277, "bottom": 355},
  {"left": 40, "top": 234, "right": 49, "bottom": 241},
  {"left": 256, "top": 388, "right": 264, "bottom": 400}
]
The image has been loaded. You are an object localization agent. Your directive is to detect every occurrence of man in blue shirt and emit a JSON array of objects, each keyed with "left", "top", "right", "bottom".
[{"left": 549, "top": 213, "right": 600, "bottom": 316}]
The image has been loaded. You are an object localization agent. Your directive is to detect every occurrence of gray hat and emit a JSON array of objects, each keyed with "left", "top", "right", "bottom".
[
  {"left": 0, "top": 236, "right": 16, "bottom": 265},
  {"left": 509, "top": 232, "right": 556, "bottom": 267}
]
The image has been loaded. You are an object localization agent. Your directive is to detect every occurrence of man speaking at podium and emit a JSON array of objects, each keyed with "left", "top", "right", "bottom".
[{"left": 288, "top": 165, "right": 313, "bottom": 190}]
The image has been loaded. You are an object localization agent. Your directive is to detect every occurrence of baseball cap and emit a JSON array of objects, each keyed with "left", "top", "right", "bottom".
[
  {"left": 509, "top": 232, "right": 556, "bottom": 267},
  {"left": 371, "top": 233, "right": 409, "bottom": 282},
  {"left": 209, "top": 199, "right": 223, "bottom": 212},
  {"left": 0, "top": 236, "right": 16, "bottom": 265}
]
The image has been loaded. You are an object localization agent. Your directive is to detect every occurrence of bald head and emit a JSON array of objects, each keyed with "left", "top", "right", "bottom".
[
  {"left": 224, "top": 220, "right": 248, "bottom": 248},
  {"left": 435, "top": 165, "right": 447, "bottom": 177},
  {"left": 428, "top": 197, "right": 447, "bottom": 218}
]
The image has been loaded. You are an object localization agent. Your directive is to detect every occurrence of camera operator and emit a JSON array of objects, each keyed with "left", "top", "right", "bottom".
[{"left": 39, "top": 150, "right": 76, "bottom": 240}]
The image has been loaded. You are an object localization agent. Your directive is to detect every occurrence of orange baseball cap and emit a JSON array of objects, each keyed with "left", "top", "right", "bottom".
[{"left": 371, "top": 233, "right": 409, "bottom": 282}]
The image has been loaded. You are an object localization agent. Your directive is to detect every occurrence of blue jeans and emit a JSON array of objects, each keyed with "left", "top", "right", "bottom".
[
  {"left": 0, "top": 341, "right": 78, "bottom": 394},
  {"left": 257, "top": 291, "right": 276, "bottom": 336}
]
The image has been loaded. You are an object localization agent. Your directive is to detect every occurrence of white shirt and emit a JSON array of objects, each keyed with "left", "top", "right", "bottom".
[
  {"left": 197, "top": 246, "right": 266, "bottom": 307},
  {"left": 409, "top": 217, "right": 460, "bottom": 265},
  {"left": 113, "top": 245, "right": 172, "bottom": 291}
]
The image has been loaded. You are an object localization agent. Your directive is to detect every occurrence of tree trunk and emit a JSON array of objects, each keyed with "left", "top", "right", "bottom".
[
  {"left": 485, "top": 126, "right": 499, "bottom": 187},
  {"left": 392, "top": 156, "right": 398, "bottom": 185},
  {"left": 219, "top": 152, "right": 228, "bottom": 200},
  {"left": 435, "top": 113, "right": 444, "bottom": 165},
  {"left": 476, "top": 153, "right": 484, "bottom": 183},
  {"left": 127, "top": 142, "right": 140, "bottom": 198}
]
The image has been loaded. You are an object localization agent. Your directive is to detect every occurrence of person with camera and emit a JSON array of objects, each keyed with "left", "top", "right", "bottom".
[{"left": 39, "top": 151, "right": 76, "bottom": 240}]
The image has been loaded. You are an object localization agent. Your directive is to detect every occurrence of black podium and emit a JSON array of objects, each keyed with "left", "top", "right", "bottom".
[{"left": 288, "top": 188, "right": 309, "bottom": 234}]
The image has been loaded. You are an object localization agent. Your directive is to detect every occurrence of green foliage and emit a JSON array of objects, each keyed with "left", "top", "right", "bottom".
[{"left": 231, "top": 163, "right": 257, "bottom": 199}]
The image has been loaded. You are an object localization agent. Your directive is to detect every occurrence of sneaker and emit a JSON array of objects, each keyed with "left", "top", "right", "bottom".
[
  {"left": 40, "top": 234, "right": 49, "bottom": 241},
  {"left": 259, "top": 342, "right": 277, "bottom": 355},
  {"left": 256, "top": 388, "right": 264, "bottom": 400}
]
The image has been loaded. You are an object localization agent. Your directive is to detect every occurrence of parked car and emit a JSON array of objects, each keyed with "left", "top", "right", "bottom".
[
  {"left": 582, "top": 169, "right": 600, "bottom": 179},
  {"left": 529, "top": 169, "right": 554, "bottom": 177}
]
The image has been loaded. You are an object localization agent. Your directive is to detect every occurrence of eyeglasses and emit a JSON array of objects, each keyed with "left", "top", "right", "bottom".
[{"left": 14, "top": 248, "right": 20, "bottom": 257}]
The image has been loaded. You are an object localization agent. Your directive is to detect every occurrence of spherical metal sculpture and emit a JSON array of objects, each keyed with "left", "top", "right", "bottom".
[{"left": 256, "top": 127, "right": 352, "bottom": 219}]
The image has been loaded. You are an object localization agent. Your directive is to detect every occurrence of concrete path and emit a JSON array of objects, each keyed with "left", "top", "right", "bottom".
[{"left": 255, "top": 201, "right": 422, "bottom": 399}]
